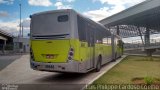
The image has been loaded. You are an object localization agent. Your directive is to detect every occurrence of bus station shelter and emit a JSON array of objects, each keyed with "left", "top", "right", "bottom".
[
  {"left": 0, "top": 30, "right": 13, "bottom": 53},
  {"left": 100, "top": 0, "right": 160, "bottom": 56}
]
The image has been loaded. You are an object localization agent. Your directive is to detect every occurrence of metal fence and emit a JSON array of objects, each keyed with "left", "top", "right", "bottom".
[
  {"left": 124, "top": 39, "right": 160, "bottom": 50},
  {"left": 0, "top": 44, "right": 13, "bottom": 50}
]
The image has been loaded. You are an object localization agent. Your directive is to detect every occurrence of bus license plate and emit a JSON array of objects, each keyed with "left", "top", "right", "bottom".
[{"left": 46, "top": 54, "right": 54, "bottom": 59}]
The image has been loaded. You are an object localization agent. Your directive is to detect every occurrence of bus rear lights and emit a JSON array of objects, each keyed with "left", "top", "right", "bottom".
[
  {"left": 68, "top": 56, "right": 72, "bottom": 60},
  {"left": 68, "top": 47, "right": 74, "bottom": 61},
  {"left": 69, "top": 52, "right": 74, "bottom": 56},
  {"left": 70, "top": 48, "right": 74, "bottom": 51},
  {"left": 69, "top": 47, "right": 74, "bottom": 56}
]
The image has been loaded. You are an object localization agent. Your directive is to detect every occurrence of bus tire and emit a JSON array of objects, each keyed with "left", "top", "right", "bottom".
[{"left": 96, "top": 56, "right": 102, "bottom": 72}]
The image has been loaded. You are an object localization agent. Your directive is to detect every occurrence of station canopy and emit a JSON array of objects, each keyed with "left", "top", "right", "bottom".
[{"left": 100, "top": 0, "right": 160, "bottom": 38}]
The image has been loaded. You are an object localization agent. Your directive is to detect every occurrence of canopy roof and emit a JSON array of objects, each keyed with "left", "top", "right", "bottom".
[{"left": 100, "top": 0, "right": 160, "bottom": 37}]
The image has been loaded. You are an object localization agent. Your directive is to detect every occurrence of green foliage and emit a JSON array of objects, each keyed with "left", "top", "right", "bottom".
[{"left": 144, "top": 76, "right": 154, "bottom": 85}]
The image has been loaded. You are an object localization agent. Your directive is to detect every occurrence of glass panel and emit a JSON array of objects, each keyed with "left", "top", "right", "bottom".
[{"left": 58, "top": 15, "right": 68, "bottom": 22}]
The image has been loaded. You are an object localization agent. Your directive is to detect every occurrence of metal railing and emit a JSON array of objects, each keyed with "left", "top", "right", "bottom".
[
  {"left": 124, "top": 39, "right": 160, "bottom": 50},
  {"left": 0, "top": 44, "right": 13, "bottom": 50}
]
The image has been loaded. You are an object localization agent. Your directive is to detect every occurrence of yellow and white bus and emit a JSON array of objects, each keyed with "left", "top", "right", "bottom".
[{"left": 30, "top": 9, "right": 123, "bottom": 73}]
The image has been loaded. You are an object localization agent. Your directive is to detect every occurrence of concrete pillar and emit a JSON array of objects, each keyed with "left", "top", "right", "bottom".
[
  {"left": 117, "top": 25, "right": 120, "bottom": 35},
  {"left": 144, "top": 27, "right": 150, "bottom": 56},
  {"left": 144, "top": 27, "right": 155, "bottom": 57},
  {"left": 2, "top": 40, "right": 6, "bottom": 54},
  {"left": 137, "top": 27, "right": 145, "bottom": 51},
  {"left": 144, "top": 27, "right": 150, "bottom": 47}
]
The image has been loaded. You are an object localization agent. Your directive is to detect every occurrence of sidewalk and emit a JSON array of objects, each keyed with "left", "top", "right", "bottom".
[
  {"left": 0, "top": 55, "right": 22, "bottom": 71},
  {"left": 124, "top": 53, "right": 160, "bottom": 57}
]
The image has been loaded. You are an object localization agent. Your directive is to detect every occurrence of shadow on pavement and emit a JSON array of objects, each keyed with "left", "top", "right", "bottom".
[{"left": 35, "top": 73, "right": 90, "bottom": 83}]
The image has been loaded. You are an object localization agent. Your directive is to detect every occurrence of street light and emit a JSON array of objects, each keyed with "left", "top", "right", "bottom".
[{"left": 19, "top": 1, "right": 22, "bottom": 37}]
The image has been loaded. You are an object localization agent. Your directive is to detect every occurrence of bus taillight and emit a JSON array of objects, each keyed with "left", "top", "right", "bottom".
[{"left": 68, "top": 47, "right": 74, "bottom": 61}]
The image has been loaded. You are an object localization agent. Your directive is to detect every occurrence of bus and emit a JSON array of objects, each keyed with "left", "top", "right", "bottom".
[{"left": 30, "top": 9, "right": 123, "bottom": 73}]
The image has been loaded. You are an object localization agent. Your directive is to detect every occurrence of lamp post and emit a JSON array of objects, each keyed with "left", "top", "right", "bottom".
[
  {"left": 19, "top": 1, "right": 22, "bottom": 37},
  {"left": 18, "top": 0, "right": 22, "bottom": 53}
]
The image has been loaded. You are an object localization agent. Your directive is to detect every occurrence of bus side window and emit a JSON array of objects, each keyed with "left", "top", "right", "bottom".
[
  {"left": 107, "top": 38, "right": 111, "bottom": 45},
  {"left": 102, "top": 38, "right": 108, "bottom": 44},
  {"left": 102, "top": 30, "right": 111, "bottom": 45},
  {"left": 95, "top": 28, "right": 103, "bottom": 44},
  {"left": 77, "top": 15, "right": 87, "bottom": 41},
  {"left": 117, "top": 40, "right": 123, "bottom": 47}
]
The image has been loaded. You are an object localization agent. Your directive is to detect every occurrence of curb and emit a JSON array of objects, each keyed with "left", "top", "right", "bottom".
[{"left": 82, "top": 55, "right": 127, "bottom": 90}]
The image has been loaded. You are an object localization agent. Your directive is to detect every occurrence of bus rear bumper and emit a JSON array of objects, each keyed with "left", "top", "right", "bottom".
[{"left": 30, "top": 60, "right": 87, "bottom": 73}]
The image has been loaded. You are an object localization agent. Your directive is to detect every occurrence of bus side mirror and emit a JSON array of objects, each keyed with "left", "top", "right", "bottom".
[{"left": 29, "top": 15, "right": 32, "bottom": 19}]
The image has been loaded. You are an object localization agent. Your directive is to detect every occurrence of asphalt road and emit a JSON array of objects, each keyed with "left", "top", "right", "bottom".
[
  {"left": 0, "top": 55, "right": 126, "bottom": 90},
  {"left": 0, "top": 55, "right": 21, "bottom": 71}
]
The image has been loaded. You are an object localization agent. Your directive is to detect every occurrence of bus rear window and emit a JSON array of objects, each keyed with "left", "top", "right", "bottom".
[{"left": 58, "top": 15, "right": 68, "bottom": 22}]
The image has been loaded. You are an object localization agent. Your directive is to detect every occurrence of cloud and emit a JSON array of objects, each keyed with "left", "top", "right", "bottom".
[
  {"left": 66, "top": 0, "right": 75, "bottom": 3},
  {"left": 22, "top": 18, "right": 30, "bottom": 28},
  {"left": 0, "top": 11, "right": 10, "bottom": 18},
  {"left": 93, "top": 0, "right": 145, "bottom": 7},
  {"left": 83, "top": 5, "right": 125, "bottom": 21},
  {"left": 28, "top": 0, "right": 52, "bottom": 7},
  {"left": 0, "top": 0, "right": 14, "bottom": 5},
  {"left": 84, "top": 0, "right": 145, "bottom": 21},
  {"left": 83, "top": 7, "right": 109, "bottom": 21},
  {"left": 57, "top": 0, "right": 75, "bottom": 3},
  {"left": 54, "top": 1, "right": 72, "bottom": 9},
  {"left": 0, "top": 18, "right": 30, "bottom": 36},
  {"left": 0, "top": 20, "right": 19, "bottom": 36}
]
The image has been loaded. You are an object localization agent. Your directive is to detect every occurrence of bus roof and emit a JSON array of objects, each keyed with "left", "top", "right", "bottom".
[
  {"left": 31, "top": 9, "right": 73, "bottom": 17},
  {"left": 30, "top": 9, "right": 111, "bottom": 35},
  {"left": 31, "top": 9, "right": 106, "bottom": 29}
]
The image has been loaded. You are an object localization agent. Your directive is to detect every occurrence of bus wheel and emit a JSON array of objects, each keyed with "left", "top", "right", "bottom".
[{"left": 96, "top": 56, "right": 102, "bottom": 72}]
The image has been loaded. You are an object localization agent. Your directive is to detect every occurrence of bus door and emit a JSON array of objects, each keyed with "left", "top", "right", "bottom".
[{"left": 87, "top": 28, "right": 95, "bottom": 69}]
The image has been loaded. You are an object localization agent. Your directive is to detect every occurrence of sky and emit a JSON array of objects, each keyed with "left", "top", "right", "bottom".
[{"left": 0, "top": 0, "right": 146, "bottom": 37}]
